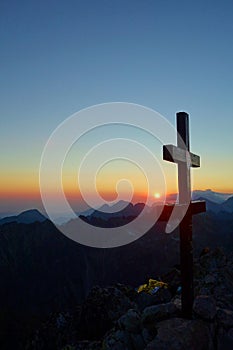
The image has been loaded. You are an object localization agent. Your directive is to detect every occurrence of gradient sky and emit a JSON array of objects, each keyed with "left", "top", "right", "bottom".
[{"left": 0, "top": 0, "right": 233, "bottom": 214}]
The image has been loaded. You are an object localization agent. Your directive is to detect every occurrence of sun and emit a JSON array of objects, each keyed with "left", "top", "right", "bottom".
[{"left": 154, "top": 192, "right": 161, "bottom": 199}]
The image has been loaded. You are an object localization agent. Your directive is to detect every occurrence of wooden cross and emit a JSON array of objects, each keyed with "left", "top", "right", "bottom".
[{"left": 163, "top": 112, "right": 206, "bottom": 318}]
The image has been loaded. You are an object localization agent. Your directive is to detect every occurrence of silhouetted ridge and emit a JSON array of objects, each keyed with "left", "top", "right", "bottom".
[
  {"left": 0, "top": 209, "right": 47, "bottom": 225},
  {"left": 80, "top": 202, "right": 145, "bottom": 227}
]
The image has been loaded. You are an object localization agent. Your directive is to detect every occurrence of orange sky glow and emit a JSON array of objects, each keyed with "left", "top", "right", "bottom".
[{"left": 1, "top": 170, "right": 232, "bottom": 214}]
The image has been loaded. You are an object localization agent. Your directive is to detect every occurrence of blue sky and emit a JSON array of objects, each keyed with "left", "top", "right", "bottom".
[{"left": 0, "top": 0, "right": 233, "bottom": 212}]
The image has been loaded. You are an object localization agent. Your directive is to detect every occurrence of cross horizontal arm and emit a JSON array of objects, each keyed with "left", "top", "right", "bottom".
[
  {"left": 163, "top": 144, "right": 200, "bottom": 168},
  {"left": 158, "top": 200, "right": 206, "bottom": 221}
]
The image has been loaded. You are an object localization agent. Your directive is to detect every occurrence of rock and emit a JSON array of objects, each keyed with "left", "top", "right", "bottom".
[
  {"left": 217, "top": 327, "right": 233, "bottom": 350},
  {"left": 56, "top": 313, "right": 67, "bottom": 329},
  {"left": 204, "top": 274, "right": 216, "bottom": 285},
  {"left": 160, "top": 268, "right": 181, "bottom": 295},
  {"left": 130, "top": 333, "right": 146, "bottom": 350},
  {"left": 213, "top": 285, "right": 233, "bottom": 310},
  {"left": 217, "top": 308, "right": 233, "bottom": 329},
  {"left": 145, "top": 317, "right": 213, "bottom": 350},
  {"left": 27, "top": 311, "right": 75, "bottom": 350},
  {"left": 142, "top": 327, "right": 157, "bottom": 345},
  {"left": 63, "top": 341, "right": 102, "bottom": 349},
  {"left": 135, "top": 292, "right": 154, "bottom": 312},
  {"left": 198, "top": 287, "right": 211, "bottom": 296},
  {"left": 141, "top": 302, "right": 178, "bottom": 327},
  {"left": 135, "top": 288, "right": 172, "bottom": 312},
  {"left": 103, "top": 309, "right": 145, "bottom": 350},
  {"left": 27, "top": 249, "right": 233, "bottom": 350},
  {"left": 79, "top": 286, "right": 133, "bottom": 339},
  {"left": 172, "top": 297, "right": 182, "bottom": 311},
  {"left": 200, "top": 248, "right": 227, "bottom": 270},
  {"left": 114, "top": 283, "right": 138, "bottom": 301},
  {"left": 102, "top": 329, "right": 132, "bottom": 350},
  {"left": 229, "top": 328, "right": 233, "bottom": 337},
  {"left": 193, "top": 295, "right": 216, "bottom": 320},
  {"left": 118, "top": 309, "right": 141, "bottom": 333},
  {"left": 152, "top": 287, "right": 172, "bottom": 304},
  {"left": 103, "top": 327, "right": 145, "bottom": 350},
  {"left": 200, "top": 247, "right": 210, "bottom": 256}
]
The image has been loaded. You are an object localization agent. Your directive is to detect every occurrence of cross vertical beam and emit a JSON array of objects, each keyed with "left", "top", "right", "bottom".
[
  {"left": 177, "top": 112, "right": 193, "bottom": 318},
  {"left": 177, "top": 112, "right": 191, "bottom": 204},
  {"left": 163, "top": 112, "right": 206, "bottom": 319}
]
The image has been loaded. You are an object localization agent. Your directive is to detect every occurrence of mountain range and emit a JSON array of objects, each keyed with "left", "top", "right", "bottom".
[
  {"left": 80, "top": 193, "right": 233, "bottom": 224},
  {"left": 166, "top": 189, "right": 233, "bottom": 204},
  {"left": 192, "top": 189, "right": 233, "bottom": 203},
  {"left": 195, "top": 196, "right": 233, "bottom": 213},
  {"left": 1, "top": 191, "right": 233, "bottom": 228},
  {"left": 0, "top": 191, "right": 233, "bottom": 348}
]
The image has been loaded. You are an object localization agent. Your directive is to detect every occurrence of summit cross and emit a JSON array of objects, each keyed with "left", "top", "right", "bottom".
[{"left": 163, "top": 112, "right": 206, "bottom": 318}]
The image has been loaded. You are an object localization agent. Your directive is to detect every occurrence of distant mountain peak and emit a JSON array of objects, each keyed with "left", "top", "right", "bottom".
[
  {"left": 0, "top": 209, "right": 47, "bottom": 225},
  {"left": 224, "top": 196, "right": 233, "bottom": 204},
  {"left": 192, "top": 190, "right": 233, "bottom": 204}
]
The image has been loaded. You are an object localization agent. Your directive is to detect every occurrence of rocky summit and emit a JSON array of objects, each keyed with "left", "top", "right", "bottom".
[{"left": 26, "top": 248, "right": 233, "bottom": 350}]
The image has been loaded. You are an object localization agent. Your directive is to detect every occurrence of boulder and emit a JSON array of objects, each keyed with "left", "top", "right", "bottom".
[
  {"left": 146, "top": 317, "right": 213, "bottom": 350},
  {"left": 102, "top": 329, "right": 132, "bottom": 350},
  {"left": 160, "top": 268, "right": 181, "bottom": 295},
  {"left": 79, "top": 286, "right": 133, "bottom": 339},
  {"left": 217, "top": 308, "right": 233, "bottom": 329},
  {"left": 118, "top": 309, "right": 141, "bottom": 333},
  {"left": 199, "top": 248, "right": 227, "bottom": 270},
  {"left": 114, "top": 283, "right": 138, "bottom": 301},
  {"left": 141, "top": 327, "right": 157, "bottom": 345},
  {"left": 130, "top": 333, "right": 146, "bottom": 350},
  {"left": 135, "top": 288, "right": 172, "bottom": 312},
  {"left": 62, "top": 341, "right": 102, "bottom": 349},
  {"left": 217, "top": 327, "right": 233, "bottom": 350},
  {"left": 193, "top": 295, "right": 216, "bottom": 320},
  {"left": 134, "top": 292, "right": 154, "bottom": 312},
  {"left": 141, "top": 302, "right": 177, "bottom": 327},
  {"left": 103, "top": 328, "right": 145, "bottom": 350},
  {"left": 204, "top": 274, "right": 217, "bottom": 285},
  {"left": 172, "top": 297, "right": 182, "bottom": 311}
]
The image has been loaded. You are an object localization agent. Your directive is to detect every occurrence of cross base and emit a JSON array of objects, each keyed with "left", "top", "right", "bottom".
[{"left": 158, "top": 200, "right": 206, "bottom": 318}]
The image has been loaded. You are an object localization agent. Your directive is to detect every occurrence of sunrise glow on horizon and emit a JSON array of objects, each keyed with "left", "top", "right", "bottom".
[
  {"left": 1, "top": 1, "right": 233, "bottom": 215},
  {"left": 1, "top": 133, "right": 232, "bottom": 214},
  {"left": 1, "top": 178, "right": 233, "bottom": 215}
]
